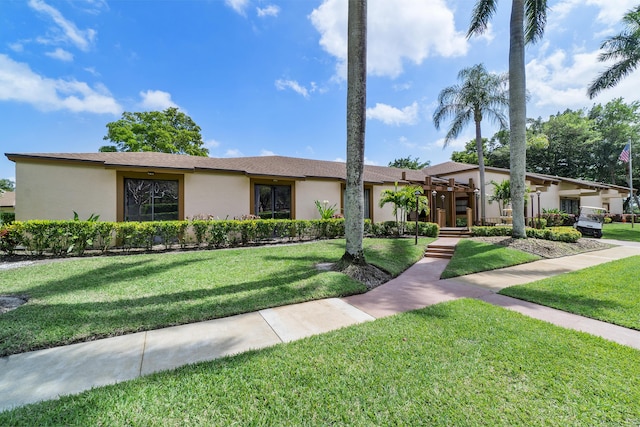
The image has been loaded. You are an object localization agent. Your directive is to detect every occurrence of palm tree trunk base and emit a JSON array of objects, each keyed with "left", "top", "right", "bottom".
[{"left": 334, "top": 252, "right": 391, "bottom": 289}]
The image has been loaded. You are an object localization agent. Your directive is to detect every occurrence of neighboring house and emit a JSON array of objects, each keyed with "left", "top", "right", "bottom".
[
  {"left": 423, "top": 161, "right": 630, "bottom": 225},
  {"left": 0, "top": 191, "right": 15, "bottom": 214},
  {"left": 5, "top": 153, "right": 629, "bottom": 226}
]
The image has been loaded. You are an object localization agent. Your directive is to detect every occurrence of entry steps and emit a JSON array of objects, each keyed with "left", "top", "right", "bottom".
[
  {"left": 438, "top": 227, "right": 472, "bottom": 238},
  {"left": 424, "top": 243, "right": 455, "bottom": 259}
]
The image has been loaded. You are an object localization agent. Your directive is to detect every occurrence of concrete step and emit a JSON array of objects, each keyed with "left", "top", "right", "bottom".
[
  {"left": 424, "top": 244, "right": 455, "bottom": 259},
  {"left": 438, "top": 228, "right": 472, "bottom": 238}
]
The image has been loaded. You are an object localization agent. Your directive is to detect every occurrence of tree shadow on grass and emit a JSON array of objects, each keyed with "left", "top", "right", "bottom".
[
  {"left": 499, "top": 286, "right": 638, "bottom": 330},
  {"left": 0, "top": 259, "right": 365, "bottom": 356}
]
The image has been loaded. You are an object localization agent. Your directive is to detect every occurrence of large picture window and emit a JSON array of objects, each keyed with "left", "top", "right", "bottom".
[
  {"left": 254, "top": 184, "right": 291, "bottom": 219},
  {"left": 124, "top": 178, "right": 179, "bottom": 221}
]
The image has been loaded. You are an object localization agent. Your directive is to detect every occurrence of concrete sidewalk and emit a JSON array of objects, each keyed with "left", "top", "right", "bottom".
[{"left": 2, "top": 239, "right": 640, "bottom": 412}]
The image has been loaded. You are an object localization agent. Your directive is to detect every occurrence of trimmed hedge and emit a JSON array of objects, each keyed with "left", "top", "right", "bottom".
[
  {"left": 0, "top": 218, "right": 440, "bottom": 257},
  {"left": 471, "top": 226, "right": 582, "bottom": 243}
]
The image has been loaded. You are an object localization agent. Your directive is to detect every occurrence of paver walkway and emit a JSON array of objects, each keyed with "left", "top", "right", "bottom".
[{"left": 1, "top": 239, "right": 640, "bottom": 412}]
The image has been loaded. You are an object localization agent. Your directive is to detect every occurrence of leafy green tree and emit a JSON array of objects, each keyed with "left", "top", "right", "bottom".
[
  {"left": 588, "top": 5, "right": 640, "bottom": 99},
  {"left": 0, "top": 179, "right": 15, "bottom": 192},
  {"left": 433, "top": 63, "right": 509, "bottom": 224},
  {"left": 468, "top": 0, "right": 548, "bottom": 238},
  {"left": 100, "top": 107, "right": 208, "bottom": 156},
  {"left": 588, "top": 98, "right": 640, "bottom": 185},
  {"left": 387, "top": 156, "right": 430, "bottom": 169},
  {"left": 530, "top": 109, "right": 601, "bottom": 178}
]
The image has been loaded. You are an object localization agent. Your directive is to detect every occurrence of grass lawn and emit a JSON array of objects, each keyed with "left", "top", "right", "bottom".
[
  {"left": 440, "top": 239, "right": 541, "bottom": 279},
  {"left": 603, "top": 222, "right": 640, "bottom": 242},
  {"left": 0, "top": 238, "right": 433, "bottom": 357},
  {"left": 500, "top": 256, "right": 640, "bottom": 330},
  {"left": 1, "top": 299, "right": 638, "bottom": 426}
]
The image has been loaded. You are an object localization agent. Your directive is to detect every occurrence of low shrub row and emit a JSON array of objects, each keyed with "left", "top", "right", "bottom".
[
  {"left": 471, "top": 226, "right": 582, "bottom": 243},
  {"left": 0, "top": 219, "right": 440, "bottom": 257},
  {"left": 542, "top": 212, "right": 576, "bottom": 227}
]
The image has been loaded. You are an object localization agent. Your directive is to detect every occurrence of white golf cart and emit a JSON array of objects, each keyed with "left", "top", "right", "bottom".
[{"left": 574, "top": 206, "right": 607, "bottom": 238}]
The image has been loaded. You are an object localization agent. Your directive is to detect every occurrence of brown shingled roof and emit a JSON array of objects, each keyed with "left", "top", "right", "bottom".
[
  {"left": 5, "top": 152, "right": 431, "bottom": 185},
  {"left": 0, "top": 191, "right": 15, "bottom": 208}
]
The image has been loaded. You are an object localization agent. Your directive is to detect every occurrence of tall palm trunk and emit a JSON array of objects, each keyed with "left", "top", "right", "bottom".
[
  {"left": 343, "top": 0, "right": 367, "bottom": 263},
  {"left": 474, "top": 114, "right": 486, "bottom": 224},
  {"left": 509, "top": 0, "right": 527, "bottom": 238}
]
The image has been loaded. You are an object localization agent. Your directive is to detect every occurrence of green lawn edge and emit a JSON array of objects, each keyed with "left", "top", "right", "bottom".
[
  {"left": 0, "top": 238, "right": 433, "bottom": 357},
  {"left": 499, "top": 255, "right": 640, "bottom": 330},
  {"left": 440, "top": 239, "right": 541, "bottom": 279},
  {"left": 1, "top": 299, "right": 638, "bottom": 426}
]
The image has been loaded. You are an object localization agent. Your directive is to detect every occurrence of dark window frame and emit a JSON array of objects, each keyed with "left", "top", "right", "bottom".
[{"left": 117, "top": 172, "right": 184, "bottom": 222}]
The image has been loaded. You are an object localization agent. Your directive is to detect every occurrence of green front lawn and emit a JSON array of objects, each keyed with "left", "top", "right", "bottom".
[
  {"left": 441, "top": 239, "right": 540, "bottom": 279},
  {"left": 1, "top": 299, "right": 638, "bottom": 426},
  {"left": 603, "top": 222, "right": 640, "bottom": 241},
  {"left": 0, "top": 238, "right": 433, "bottom": 357},
  {"left": 500, "top": 256, "right": 640, "bottom": 330}
]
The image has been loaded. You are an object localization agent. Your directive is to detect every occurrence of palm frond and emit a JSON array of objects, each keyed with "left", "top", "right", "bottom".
[
  {"left": 524, "top": 0, "right": 547, "bottom": 44},
  {"left": 444, "top": 111, "right": 473, "bottom": 147},
  {"left": 467, "top": 0, "right": 498, "bottom": 38},
  {"left": 588, "top": 58, "right": 639, "bottom": 99}
]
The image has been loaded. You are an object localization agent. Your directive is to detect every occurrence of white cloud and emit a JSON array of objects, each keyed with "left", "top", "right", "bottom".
[
  {"left": 275, "top": 79, "right": 314, "bottom": 98},
  {"left": 552, "top": 0, "right": 636, "bottom": 26},
  {"left": 205, "top": 139, "right": 221, "bottom": 148},
  {"left": 525, "top": 47, "right": 640, "bottom": 114},
  {"left": 225, "top": 149, "right": 244, "bottom": 157},
  {"left": 225, "top": 0, "right": 249, "bottom": 16},
  {"left": 309, "top": 0, "right": 468, "bottom": 79},
  {"left": 366, "top": 102, "right": 419, "bottom": 126},
  {"left": 138, "top": 90, "right": 179, "bottom": 110},
  {"left": 28, "top": 0, "right": 96, "bottom": 51},
  {"left": 257, "top": 5, "right": 280, "bottom": 18},
  {"left": 84, "top": 66, "right": 100, "bottom": 76},
  {"left": 8, "top": 42, "right": 24, "bottom": 52},
  {"left": 260, "top": 149, "right": 276, "bottom": 156},
  {"left": 0, "top": 54, "right": 121, "bottom": 114},
  {"left": 431, "top": 135, "right": 468, "bottom": 150},
  {"left": 45, "top": 47, "right": 73, "bottom": 61}
]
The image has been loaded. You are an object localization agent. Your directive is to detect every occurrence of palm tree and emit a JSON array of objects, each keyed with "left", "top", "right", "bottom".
[
  {"left": 468, "top": 0, "right": 547, "bottom": 238},
  {"left": 341, "top": 0, "right": 367, "bottom": 265},
  {"left": 588, "top": 5, "right": 640, "bottom": 99},
  {"left": 433, "top": 63, "right": 508, "bottom": 225}
]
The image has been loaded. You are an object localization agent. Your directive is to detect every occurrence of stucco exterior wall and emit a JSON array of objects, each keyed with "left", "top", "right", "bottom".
[
  {"left": 580, "top": 195, "right": 605, "bottom": 209},
  {"left": 184, "top": 173, "right": 249, "bottom": 219},
  {"left": 607, "top": 197, "right": 624, "bottom": 214},
  {"left": 373, "top": 184, "right": 402, "bottom": 223},
  {"left": 295, "top": 180, "right": 342, "bottom": 220},
  {"left": 15, "top": 162, "right": 117, "bottom": 221}
]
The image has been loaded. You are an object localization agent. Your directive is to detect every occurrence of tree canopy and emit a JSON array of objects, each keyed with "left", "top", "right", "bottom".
[
  {"left": 100, "top": 107, "right": 208, "bottom": 156},
  {"left": 451, "top": 98, "right": 640, "bottom": 189},
  {"left": 388, "top": 156, "right": 430, "bottom": 170},
  {"left": 0, "top": 179, "right": 15, "bottom": 192}
]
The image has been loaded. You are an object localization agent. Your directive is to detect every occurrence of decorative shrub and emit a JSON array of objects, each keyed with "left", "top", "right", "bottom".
[
  {"left": 0, "top": 212, "right": 15, "bottom": 224},
  {"left": 0, "top": 218, "right": 440, "bottom": 257},
  {"left": 0, "top": 223, "right": 21, "bottom": 255},
  {"left": 471, "top": 226, "right": 581, "bottom": 243}
]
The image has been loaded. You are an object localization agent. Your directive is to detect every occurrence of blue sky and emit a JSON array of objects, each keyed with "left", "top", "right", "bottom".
[{"left": 2, "top": 0, "right": 639, "bottom": 182}]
